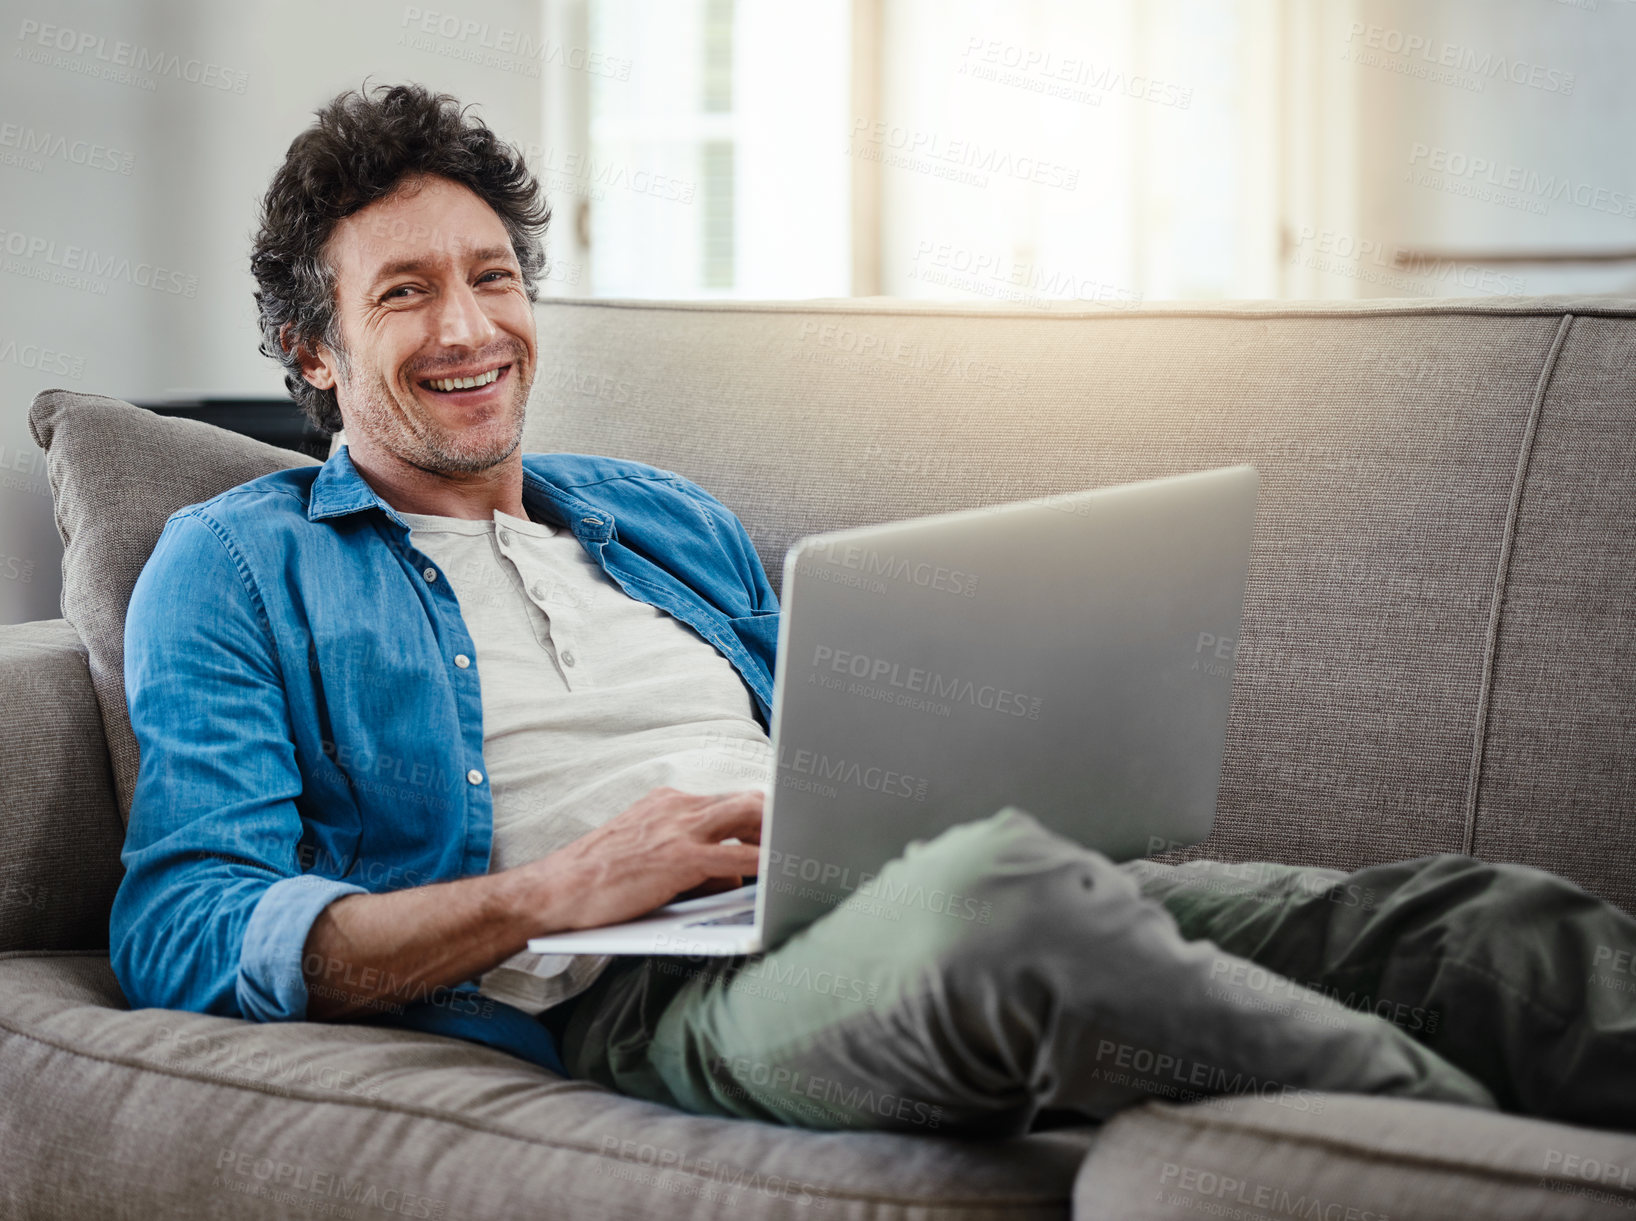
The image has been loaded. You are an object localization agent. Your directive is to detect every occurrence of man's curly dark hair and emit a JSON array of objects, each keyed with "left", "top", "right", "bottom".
[{"left": 250, "top": 81, "right": 551, "bottom": 436}]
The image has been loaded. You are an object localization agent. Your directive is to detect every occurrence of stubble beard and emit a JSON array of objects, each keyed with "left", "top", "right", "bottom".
[{"left": 340, "top": 353, "right": 529, "bottom": 476}]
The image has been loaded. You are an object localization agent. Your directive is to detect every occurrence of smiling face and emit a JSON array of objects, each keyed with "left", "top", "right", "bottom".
[{"left": 296, "top": 173, "right": 536, "bottom": 477}]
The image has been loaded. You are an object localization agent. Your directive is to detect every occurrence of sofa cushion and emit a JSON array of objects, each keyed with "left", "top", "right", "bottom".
[
  {"left": 0, "top": 619, "right": 124, "bottom": 953},
  {"left": 1073, "top": 1091, "right": 1636, "bottom": 1220},
  {"left": 0, "top": 952, "right": 1095, "bottom": 1219},
  {"left": 27, "top": 390, "right": 318, "bottom": 825}
]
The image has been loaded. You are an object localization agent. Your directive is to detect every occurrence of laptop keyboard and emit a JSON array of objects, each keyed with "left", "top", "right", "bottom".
[{"left": 687, "top": 908, "right": 756, "bottom": 927}]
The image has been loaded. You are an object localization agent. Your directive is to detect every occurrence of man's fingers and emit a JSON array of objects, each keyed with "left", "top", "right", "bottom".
[
  {"left": 700, "top": 841, "right": 761, "bottom": 878},
  {"left": 692, "top": 789, "right": 766, "bottom": 841},
  {"left": 674, "top": 874, "right": 744, "bottom": 901}
]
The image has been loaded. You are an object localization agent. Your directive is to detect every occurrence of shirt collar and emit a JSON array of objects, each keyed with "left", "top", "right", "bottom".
[{"left": 307, "top": 444, "right": 615, "bottom": 544}]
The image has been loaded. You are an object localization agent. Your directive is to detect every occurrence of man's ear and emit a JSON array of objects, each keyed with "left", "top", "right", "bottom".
[{"left": 282, "top": 322, "right": 338, "bottom": 391}]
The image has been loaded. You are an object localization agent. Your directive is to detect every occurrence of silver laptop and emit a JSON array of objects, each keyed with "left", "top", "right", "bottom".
[{"left": 527, "top": 463, "right": 1260, "bottom": 958}]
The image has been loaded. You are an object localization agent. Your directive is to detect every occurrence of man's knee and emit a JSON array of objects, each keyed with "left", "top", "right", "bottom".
[
  {"left": 900, "top": 804, "right": 1108, "bottom": 890},
  {"left": 868, "top": 805, "right": 1137, "bottom": 961}
]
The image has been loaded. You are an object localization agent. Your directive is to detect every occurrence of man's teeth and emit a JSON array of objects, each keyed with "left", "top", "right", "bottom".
[{"left": 427, "top": 368, "right": 502, "bottom": 392}]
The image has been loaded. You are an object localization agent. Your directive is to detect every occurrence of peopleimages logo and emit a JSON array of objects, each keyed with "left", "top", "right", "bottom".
[
  {"left": 399, "top": 7, "right": 632, "bottom": 79},
  {"left": 959, "top": 35, "right": 1194, "bottom": 109},
  {"left": 779, "top": 743, "right": 929, "bottom": 802},
  {"left": 1287, "top": 225, "right": 1529, "bottom": 296},
  {"left": 214, "top": 1148, "right": 445, "bottom": 1219},
  {"left": 848, "top": 119, "right": 1079, "bottom": 191},
  {"left": 14, "top": 19, "right": 250, "bottom": 92},
  {"left": 1343, "top": 21, "right": 1575, "bottom": 94},
  {"left": 0, "top": 122, "right": 134, "bottom": 173},
  {"left": 1157, "top": 1163, "right": 1385, "bottom": 1221},
  {"left": 0, "top": 338, "right": 84, "bottom": 378},
  {"left": 1407, "top": 143, "right": 1636, "bottom": 218},
  {"left": 524, "top": 146, "right": 695, "bottom": 204},
  {"left": 800, "top": 538, "right": 981, "bottom": 597},
  {"left": 0, "top": 225, "right": 198, "bottom": 296},
  {"left": 794, "top": 319, "right": 1031, "bottom": 392},
  {"left": 910, "top": 239, "right": 1143, "bottom": 310},
  {"left": 809, "top": 644, "right": 1042, "bottom": 719}
]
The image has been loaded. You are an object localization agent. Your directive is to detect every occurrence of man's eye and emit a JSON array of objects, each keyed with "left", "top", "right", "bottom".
[
  {"left": 479, "top": 270, "right": 514, "bottom": 284},
  {"left": 383, "top": 285, "right": 417, "bottom": 301}
]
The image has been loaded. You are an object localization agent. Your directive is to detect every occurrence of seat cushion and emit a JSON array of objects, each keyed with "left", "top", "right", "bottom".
[
  {"left": 0, "top": 952, "right": 1096, "bottom": 1220},
  {"left": 26, "top": 390, "right": 319, "bottom": 826},
  {"left": 1074, "top": 1090, "right": 1636, "bottom": 1220}
]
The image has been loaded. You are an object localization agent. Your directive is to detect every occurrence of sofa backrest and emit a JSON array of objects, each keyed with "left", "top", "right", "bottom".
[{"left": 518, "top": 296, "right": 1636, "bottom": 912}]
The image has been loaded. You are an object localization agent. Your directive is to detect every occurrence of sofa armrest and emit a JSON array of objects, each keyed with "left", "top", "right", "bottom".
[{"left": 0, "top": 619, "right": 126, "bottom": 954}]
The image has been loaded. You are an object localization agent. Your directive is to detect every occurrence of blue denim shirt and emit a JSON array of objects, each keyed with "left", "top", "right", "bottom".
[{"left": 110, "top": 444, "right": 780, "bottom": 1076}]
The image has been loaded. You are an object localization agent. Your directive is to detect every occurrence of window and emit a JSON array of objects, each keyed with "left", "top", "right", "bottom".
[{"left": 567, "top": 0, "right": 851, "bottom": 298}]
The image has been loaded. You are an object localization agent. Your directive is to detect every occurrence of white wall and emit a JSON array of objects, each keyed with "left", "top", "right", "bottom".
[
  {"left": 0, "top": 0, "right": 545, "bottom": 623},
  {"left": 1308, "top": 0, "right": 1636, "bottom": 299}
]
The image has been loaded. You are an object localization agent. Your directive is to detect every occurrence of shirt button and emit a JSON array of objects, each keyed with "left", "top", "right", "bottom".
[
  {"left": 531, "top": 581, "right": 545, "bottom": 600},
  {"left": 454, "top": 654, "right": 470, "bottom": 668},
  {"left": 467, "top": 769, "right": 484, "bottom": 785},
  {"left": 560, "top": 649, "right": 575, "bottom": 666},
  {"left": 423, "top": 567, "right": 437, "bottom": 583}
]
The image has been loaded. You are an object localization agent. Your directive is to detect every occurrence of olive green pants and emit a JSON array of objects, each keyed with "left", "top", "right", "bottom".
[{"left": 554, "top": 806, "right": 1636, "bottom": 1135}]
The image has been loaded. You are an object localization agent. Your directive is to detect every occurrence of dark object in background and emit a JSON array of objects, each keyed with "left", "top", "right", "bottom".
[{"left": 132, "top": 397, "right": 330, "bottom": 461}]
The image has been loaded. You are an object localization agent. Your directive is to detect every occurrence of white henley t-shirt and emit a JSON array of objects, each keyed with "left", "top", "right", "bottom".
[{"left": 397, "top": 505, "right": 773, "bottom": 1014}]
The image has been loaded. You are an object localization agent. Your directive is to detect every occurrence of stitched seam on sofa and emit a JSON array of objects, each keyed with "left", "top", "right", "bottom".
[
  {"left": 1462, "top": 313, "right": 1573, "bottom": 856},
  {"left": 0, "top": 1012, "right": 1068, "bottom": 1210},
  {"left": 36, "top": 394, "right": 73, "bottom": 556},
  {"left": 543, "top": 298, "right": 1635, "bottom": 321},
  {"left": 1112, "top": 1103, "right": 1636, "bottom": 1195}
]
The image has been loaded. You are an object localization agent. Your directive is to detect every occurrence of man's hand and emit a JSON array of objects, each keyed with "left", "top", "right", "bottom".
[
  {"left": 525, "top": 786, "right": 765, "bottom": 931},
  {"left": 301, "top": 785, "right": 764, "bottom": 1021}
]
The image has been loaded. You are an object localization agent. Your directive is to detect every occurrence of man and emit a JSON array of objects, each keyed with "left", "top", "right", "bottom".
[{"left": 111, "top": 83, "right": 1634, "bottom": 1135}]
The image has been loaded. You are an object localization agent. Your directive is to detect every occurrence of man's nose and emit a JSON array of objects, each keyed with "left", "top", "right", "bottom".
[{"left": 436, "top": 278, "right": 498, "bottom": 350}]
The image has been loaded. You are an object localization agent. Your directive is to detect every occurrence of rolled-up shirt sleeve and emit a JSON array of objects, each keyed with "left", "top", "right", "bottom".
[
  {"left": 110, "top": 510, "right": 367, "bottom": 1022},
  {"left": 236, "top": 873, "right": 370, "bottom": 1020}
]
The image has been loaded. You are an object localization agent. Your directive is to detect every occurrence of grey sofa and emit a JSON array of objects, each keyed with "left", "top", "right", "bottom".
[{"left": 4, "top": 295, "right": 1636, "bottom": 1219}]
